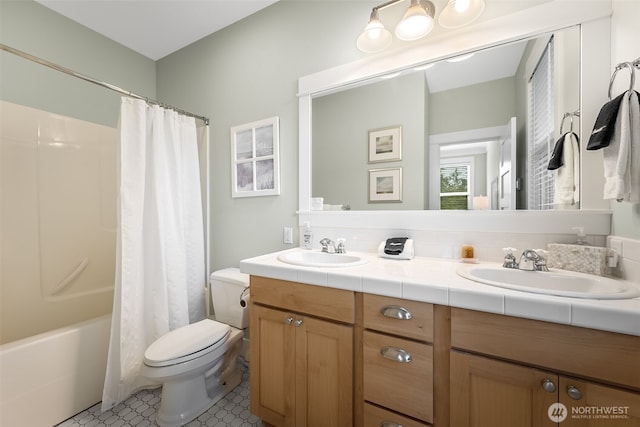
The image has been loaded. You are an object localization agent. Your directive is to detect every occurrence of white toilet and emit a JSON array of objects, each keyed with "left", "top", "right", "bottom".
[{"left": 142, "top": 268, "right": 250, "bottom": 427}]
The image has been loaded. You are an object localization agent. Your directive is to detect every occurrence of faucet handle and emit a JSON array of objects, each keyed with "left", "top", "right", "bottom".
[
  {"left": 319, "top": 238, "right": 333, "bottom": 252},
  {"left": 502, "top": 247, "right": 518, "bottom": 269},
  {"left": 336, "top": 238, "right": 346, "bottom": 254},
  {"left": 533, "top": 249, "right": 549, "bottom": 271}
]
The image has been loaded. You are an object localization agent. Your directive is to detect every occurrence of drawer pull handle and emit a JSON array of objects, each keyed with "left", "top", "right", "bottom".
[
  {"left": 567, "top": 385, "right": 582, "bottom": 400},
  {"left": 380, "top": 346, "right": 412, "bottom": 363},
  {"left": 541, "top": 379, "right": 556, "bottom": 393},
  {"left": 380, "top": 305, "right": 413, "bottom": 320},
  {"left": 381, "top": 422, "right": 403, "bottom": 427}
]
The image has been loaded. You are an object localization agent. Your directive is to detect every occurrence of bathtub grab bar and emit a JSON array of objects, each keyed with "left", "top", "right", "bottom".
[{"left": 50, "top": 257, "right": 89, "bottom": 296}]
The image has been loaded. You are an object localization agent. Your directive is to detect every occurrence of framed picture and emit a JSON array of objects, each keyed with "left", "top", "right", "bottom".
[
  {"left": 369, "top": 167, "right": 402, "bottom": 203},
  {"left": 368, "top": 125, "right": 402, "bottom": 163},
  {"left": 230, "top": 116, "right": 280, "bottom": 198}
]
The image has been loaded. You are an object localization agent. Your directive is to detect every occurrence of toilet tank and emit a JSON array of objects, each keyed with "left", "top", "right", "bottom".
[{"left": 209, "top": 268, "right": 249, "bottom": 329}]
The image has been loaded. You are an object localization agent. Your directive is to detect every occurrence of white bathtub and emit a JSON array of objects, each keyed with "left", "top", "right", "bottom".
[{"left": 0, "top": 314, "right": 111, "bottom": 427}]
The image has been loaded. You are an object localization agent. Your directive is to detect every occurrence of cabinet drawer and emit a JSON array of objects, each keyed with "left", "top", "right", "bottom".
[
  {"left": 364, "top": 403, "right": 431, "bottom": 427},
  {"left": 363, "top": 294, "right": 433, "bottom": 342},
  {"left": 451, "top": 308, "right": 640, "bottom": 390},
  {"left": 250, "top": 276, "right": 354, "bottom": 324},
  {"left": 363, "top": 331, "right": 433, "bottom": 423}
]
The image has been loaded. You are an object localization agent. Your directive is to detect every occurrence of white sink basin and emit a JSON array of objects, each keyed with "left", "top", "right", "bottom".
[
  {"left": 278, "top": 250, "right": 368, "bottom": 268},
  {"left": 457, "top": 265, "right": 640, "bottom": 300}
]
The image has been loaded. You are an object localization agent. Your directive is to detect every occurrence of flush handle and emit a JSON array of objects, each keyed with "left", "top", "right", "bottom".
[
  {"left": 541, "top": 379, "right": 556, "bottom": 393},
  {"left": 567, "top": 385, "right": 582, "bottom": 400},
  {"left": 380, "top": 305, "right": 413, "bottom": 320},
  {"left": 380, "top": 346, "right": 412, "bottom": 363}
]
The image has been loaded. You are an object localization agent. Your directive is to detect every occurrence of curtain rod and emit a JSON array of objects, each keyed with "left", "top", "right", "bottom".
[{"left": 1, "top": 43, "right": 209, "bottom": 126}]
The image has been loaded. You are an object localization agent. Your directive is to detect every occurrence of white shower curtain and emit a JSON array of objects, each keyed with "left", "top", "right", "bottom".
[{"left": 102, "top": 98, "right": 206, "bottom": 411}]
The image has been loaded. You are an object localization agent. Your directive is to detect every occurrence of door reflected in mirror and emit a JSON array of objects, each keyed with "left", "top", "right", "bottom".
[{"left": 312, "top": 25, "right": 580, "bottom": 211}]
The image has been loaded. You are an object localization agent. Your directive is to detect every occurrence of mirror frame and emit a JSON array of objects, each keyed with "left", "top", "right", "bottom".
[{"left": 297, "top": 1, "right": 612, "bottom": 233}]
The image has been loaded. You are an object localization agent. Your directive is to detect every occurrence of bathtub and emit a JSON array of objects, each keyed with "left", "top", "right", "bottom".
[{"left": 0, "top": 314, "right": 111, "bottom": 427}]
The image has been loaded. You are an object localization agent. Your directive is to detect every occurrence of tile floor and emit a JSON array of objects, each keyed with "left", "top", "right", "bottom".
[{"left": 57, "top": 360, "right": 264, "bottom": 427}]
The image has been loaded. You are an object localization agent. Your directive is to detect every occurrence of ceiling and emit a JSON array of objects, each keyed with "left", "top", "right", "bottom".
[{"left": 34, "top": 0, "right": 280, "bottom": 61}]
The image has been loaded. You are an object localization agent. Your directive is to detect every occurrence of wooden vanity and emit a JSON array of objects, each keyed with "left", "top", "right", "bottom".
[{"left": 249, "top": 276, "right": 640, "bottom": 427}]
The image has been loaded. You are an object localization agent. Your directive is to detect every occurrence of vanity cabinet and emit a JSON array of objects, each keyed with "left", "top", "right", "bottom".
[
  {"left": 249, "top": 277, "right": 354, "bottom": 427},
  {"left": 450, "top": 308, "right": 640, "bottom": 426},
  {"left": 361, "top": 294, "right": 436, "bottom": 426}
]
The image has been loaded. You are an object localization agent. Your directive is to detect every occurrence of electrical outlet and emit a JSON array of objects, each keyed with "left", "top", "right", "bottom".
[{"left": 283, "top": 227, "right": 293, "bottom": 244}]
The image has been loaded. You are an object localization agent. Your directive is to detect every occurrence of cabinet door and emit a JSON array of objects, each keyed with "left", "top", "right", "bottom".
[
  {"left": 559, "top": 377, "right": 640, "bottom": 426},
  {"left": 250, "top": 304, "right": 296, "bottom": 427},
  {"left": 295, "top": 315, "right": 353, "bottom": 427},
  {"left": 450, "top": 351, "right": 557, "bottom": 427}
]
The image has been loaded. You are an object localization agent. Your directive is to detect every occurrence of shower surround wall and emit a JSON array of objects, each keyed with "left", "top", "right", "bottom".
[
  {"left": 0, "top": 101, "right": 116, "bottom": 425},
  {"left": 1, "top": 100, "right": 116, "bottom": 344}
]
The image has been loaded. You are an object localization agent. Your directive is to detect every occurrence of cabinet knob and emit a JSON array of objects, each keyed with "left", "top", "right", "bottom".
[
  {"left": 286, "top": 316, "right": 294, "bottom": 325},
  {"left": 294, "top": 319, "right": 304, "bottom": 327},
  {"left": 541, "top": 379, "right": 556, "bottom": 393},
  {"left": 381, "top": 422, "right": 404, "bottom": 427},
  {"left": 567, "top": 385, "right": 582, "bottom": 400},
  {"left": 380, "top": 305, "right": 413, "bottom": 320},
  {"left": 380, "top": 346, "right": 412, "bottom": 363}
]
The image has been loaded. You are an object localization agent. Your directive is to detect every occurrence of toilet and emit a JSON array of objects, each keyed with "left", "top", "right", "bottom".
[{"left": 142, "top": 268, "right": 250, "bottom": 427}]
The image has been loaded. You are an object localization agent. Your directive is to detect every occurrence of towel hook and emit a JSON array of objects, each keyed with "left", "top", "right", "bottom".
[
  {"left": 560, "top": 112, "right": 574, "bottom": 134},
  {"left": 608, "top": 61, "right": 636, "bottom": 100}
]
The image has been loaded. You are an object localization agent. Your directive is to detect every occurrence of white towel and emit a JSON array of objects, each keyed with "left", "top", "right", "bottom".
[
  {"left": 554, "top": 132, "right": 580, "bottom": 206},
  {"left": 602, "top": 91, "right": 640, "bottom": 202}
]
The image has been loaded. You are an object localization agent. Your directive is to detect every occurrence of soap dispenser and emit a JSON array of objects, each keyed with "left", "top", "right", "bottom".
[
  {"left": 572, "top": 227, "right": 588, "bottom": 245},
  {"left": 302, "top": 221, "right": 313, "bottom": 249}
]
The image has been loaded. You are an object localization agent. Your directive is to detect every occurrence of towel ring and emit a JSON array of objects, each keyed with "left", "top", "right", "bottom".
[
  {"left": 608, "top": 61, "right": 636, "bottom": 100},
  {"left": 560, "top": 113, "right": 573, "bottom": 134}
]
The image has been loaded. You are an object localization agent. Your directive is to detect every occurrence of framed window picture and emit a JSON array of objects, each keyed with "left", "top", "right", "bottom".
[
  {"left": 230, "top": 116, "right": 280, "bottom": 198},
  {"left": 368, "top": 125, "right": 402, "bottom": 163},
  {"left": 369, "top": 167, "right": 402, "bottom": 203}
]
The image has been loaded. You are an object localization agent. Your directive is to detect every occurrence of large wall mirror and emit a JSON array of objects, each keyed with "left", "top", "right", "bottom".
[
  {"left": 299, "top": 1, "right": 612, "bottom": 216},
  {"left": 312, "top": 26, "right": 580, "bottom": 211}
]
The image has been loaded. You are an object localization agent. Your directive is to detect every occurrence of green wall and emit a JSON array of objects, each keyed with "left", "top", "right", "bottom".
[
  {"left": 429, "top": 77, "right": 516, "bottom": 135},
  {"left": 0, "top": 0, "right": 156, "bottom": 127}
]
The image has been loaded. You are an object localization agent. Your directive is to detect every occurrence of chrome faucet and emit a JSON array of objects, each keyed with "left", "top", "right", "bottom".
[
  {"left": 518, "top": 249, "right": 549, "bottom": 272},
  {"left": 320, "top": 238, "right": 346, "bottom": 254}
]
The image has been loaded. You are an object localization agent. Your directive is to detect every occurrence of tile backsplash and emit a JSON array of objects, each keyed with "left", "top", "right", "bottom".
[
  {"left": 547, "top": 243, "right": 610, "bottom": 276},
  {"left": 607, "top": 236, "right": 640, "bottom": 283}
]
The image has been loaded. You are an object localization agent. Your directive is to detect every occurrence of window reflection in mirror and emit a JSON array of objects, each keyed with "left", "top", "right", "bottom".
[{"left": 311, "top": 25, "right": 580, "bottom": 211}]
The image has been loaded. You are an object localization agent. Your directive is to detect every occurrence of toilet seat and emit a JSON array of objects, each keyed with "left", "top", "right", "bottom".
[{"left": 144, "top": 319, "right": 230, "bottom": 367}]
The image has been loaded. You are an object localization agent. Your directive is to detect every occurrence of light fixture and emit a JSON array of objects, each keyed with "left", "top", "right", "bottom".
[
  {"left": 356, "top": 8, "right": 393, "bottom": 53},
  {"left": 438, "top": 0, "right": 486, "bottom": 29},
  {"left": 357, "top": 0, "right": 483, "bottom": 53},
  {"left": 395, "top": 0, "right": 435, "bottom": 41}
]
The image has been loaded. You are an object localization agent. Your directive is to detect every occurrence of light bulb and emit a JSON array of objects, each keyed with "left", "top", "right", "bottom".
[
  {"left": 357, "top": 9, "right": 392, "bottom": 53},
  {"left": 454, "top": 0, "right": 470, "bottom": 13},
  {"left": 395, "top": 0, "right": 435, "bottom": 41}
]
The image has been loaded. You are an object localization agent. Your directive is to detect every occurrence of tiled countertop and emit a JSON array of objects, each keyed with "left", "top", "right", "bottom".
[{"left": 240, "top": 248, "right": 640, "bottom": 337}]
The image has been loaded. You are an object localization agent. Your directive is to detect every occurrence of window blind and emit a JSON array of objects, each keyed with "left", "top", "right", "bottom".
[{"left": 527, "top": 38, "right": 555, "bottom": 210}]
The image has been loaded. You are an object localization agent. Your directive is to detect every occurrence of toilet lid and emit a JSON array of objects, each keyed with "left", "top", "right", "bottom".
[{"left": 144, "top": 319, "right": 230, "bottom": 367}]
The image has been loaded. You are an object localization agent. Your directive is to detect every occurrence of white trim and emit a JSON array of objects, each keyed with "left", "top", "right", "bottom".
[
  {"left": 298, "top": 1, "right": 611, "bottom": 96},
  {"left": 297, "top": 210, "right": 611, "bottom": 235}
]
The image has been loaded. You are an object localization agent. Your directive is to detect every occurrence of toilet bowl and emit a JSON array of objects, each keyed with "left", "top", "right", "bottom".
[{"left": 142, "top": 268, "right": 249, "bottom": 427}]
